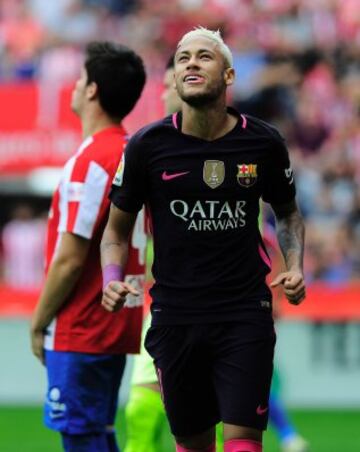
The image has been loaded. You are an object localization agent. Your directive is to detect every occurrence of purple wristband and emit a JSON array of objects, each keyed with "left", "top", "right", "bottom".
[{"left": 103, "top": 264, "right": 124, "bottom": 290}]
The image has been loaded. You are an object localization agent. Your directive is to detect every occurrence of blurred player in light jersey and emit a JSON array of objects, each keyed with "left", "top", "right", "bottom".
[
  {"left": 124, "top": 54, "right": 309, "bottom": 452},
  {"left": 30, "top": 41, "right": 146, "bottom": 452}
]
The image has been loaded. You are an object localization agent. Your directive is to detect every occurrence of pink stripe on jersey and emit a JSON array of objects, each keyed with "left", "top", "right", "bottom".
[
  {"left": 240, "top": 114, "right": 247, "bottom": 129},
  {"left": 172, "top": 113, "right": 178, "bottom": 129},
  {"left": 258, "top": 244, "right": 271, "bottom": 270},
  {"left": 156, "top": 367, "right": 165, "bottom": 402},
  {"left": 224, "top": 439, "right": 262, "bottom": 452}
]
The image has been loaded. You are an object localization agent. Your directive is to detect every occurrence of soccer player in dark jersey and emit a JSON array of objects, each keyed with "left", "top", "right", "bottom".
[{"left": 101, "top": 27, "right": 305, "bottom": 452}]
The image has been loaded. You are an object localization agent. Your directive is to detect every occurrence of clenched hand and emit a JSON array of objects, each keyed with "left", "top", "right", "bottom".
[
  {"left": 270, "top": 271, "right": 306, "bottom": 305},
  {"left": 102, "top": 281, "right": 139, "bottom": 312}
]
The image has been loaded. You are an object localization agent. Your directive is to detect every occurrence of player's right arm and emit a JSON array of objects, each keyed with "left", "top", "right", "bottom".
[
  {"left": 100, "top": 205, "right": 139, "bottom": 312},
  {"left": 31, "top": 232, "right": 90, "bottom": 363}
]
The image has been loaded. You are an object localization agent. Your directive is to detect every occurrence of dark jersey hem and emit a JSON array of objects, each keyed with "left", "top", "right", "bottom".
[{"left": 150, "top": 302, "right": 273, "bottom": 326}]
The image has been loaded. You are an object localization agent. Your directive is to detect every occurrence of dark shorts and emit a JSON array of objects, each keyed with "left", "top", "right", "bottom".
[
  {"left": 145, "top": 318, "right": 275, "bottom": 437},
  {"left": 44, "top": 351, "right": 126, "bottom": 434}
]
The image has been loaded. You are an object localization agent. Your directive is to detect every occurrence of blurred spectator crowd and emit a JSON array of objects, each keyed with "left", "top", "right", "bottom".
[
  {"left": 0, "top": 204, "right": 46, "bottom": 290},
  {"left": 0, "top": 0, "right": 360, "bottom": 284}
]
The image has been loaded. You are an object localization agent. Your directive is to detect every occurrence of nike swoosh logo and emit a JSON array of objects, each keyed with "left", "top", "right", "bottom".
[
  {"left": 162, "top": 171, "right": 190, "bottom": 181},
  {"left": 256, "top": 405, "right": 268, "bottom": 415}
]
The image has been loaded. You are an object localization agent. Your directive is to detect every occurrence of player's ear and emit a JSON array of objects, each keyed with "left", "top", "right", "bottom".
[
  {"left": 224, "top": 67, "right": 235, "bottom": 86},
  {"left": 173, "top": 72, "right": 177, "bottom": 91},
  {"left": 86, "top": 81, "right": 98, "bottom": 100}
]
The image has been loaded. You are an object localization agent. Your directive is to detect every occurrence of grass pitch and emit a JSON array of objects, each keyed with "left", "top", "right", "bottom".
[{"left": 0, "top": 406, "right": 359, "bottom": 451}]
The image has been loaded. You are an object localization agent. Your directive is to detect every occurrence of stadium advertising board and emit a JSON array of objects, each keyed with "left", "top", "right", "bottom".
[{"left": 0, "top": 81, "right": 162, "bottom": 174}]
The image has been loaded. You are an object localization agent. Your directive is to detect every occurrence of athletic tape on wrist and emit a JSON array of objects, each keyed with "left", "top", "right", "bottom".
[{"left": 103, "top": 264, "right": 123, "bottom": 290}]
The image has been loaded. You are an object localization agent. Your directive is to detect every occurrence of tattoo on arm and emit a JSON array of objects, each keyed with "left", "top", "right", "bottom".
[{"left": 272, "top": 201, "right": 305, "bottom": 273}]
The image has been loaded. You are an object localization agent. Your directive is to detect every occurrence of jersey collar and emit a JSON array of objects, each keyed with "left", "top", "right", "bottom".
[
  {"left": 92, "top": 124, "right": 127, "bottom": 139},
  {"left": 171, "top": 107, "right": 247, "bottom": 138}
]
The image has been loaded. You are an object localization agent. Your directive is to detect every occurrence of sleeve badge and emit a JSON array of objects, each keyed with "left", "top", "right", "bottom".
[{"left": 113, "top": 153, "right": 125, "bottom": 186}]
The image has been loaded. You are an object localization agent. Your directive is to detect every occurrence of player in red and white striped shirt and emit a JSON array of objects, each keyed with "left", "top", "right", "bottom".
[{"left": 30, "top": 42, "right": 146, "bottom": 452}]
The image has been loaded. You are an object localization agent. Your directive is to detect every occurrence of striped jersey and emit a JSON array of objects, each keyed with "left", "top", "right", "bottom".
[{"left": 44, "top": 126, "right": 146, "bottom": 354}]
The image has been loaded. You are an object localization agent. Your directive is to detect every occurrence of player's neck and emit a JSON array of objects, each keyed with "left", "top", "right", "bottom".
[
  {"left": 181, "top": 99, "right": 236, "bottom": 141},
  {"left": 81, "top": 109, "right": 120, "bottom": 139}
]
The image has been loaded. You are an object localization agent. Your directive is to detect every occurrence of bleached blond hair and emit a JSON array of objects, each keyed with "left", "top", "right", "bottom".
[{"left": 177, "top": 27, "right": 233, "bottom": 68}]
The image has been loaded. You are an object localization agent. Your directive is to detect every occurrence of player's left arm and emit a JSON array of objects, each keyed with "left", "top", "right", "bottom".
[
  {"left": 100, "top": 205, "right": 139, "bottom": 313},
  {"left": 30, "top": 232, "right": 90, "bottom": 364},
  {"left": 270, "top": 199, "right": 305, "bottom": 305}
]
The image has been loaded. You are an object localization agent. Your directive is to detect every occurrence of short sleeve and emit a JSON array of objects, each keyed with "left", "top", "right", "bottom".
[
  {"left": 261, "top": 136, "right": 296, "bottom": 204},
  {"left": 58, "top": 159, "right": 110, "bottom": 239},
  {"left": 109, "top": 135, "right": 147, "bottom": 213}
]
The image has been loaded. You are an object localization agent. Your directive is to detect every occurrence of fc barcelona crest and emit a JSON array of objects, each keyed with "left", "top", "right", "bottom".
[
  {"left": 237, "top": 163, "right": 257, "bottom": 187},
  {"left": 203, "top": 160, "right": 225, "bottom": 189}
]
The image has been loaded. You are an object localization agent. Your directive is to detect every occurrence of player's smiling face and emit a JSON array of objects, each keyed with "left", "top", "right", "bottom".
[{"left": 174, "top": 37, "right": 234, "bottom": 107}]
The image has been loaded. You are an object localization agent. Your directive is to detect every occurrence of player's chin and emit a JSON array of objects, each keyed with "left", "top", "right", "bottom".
[
  {"left": 182, "top": 87, "right": 204, "bottom": 97},
  {"left": 70, "top": 100, "right": 80, "bottom": 115},
  {"left": 182, "top": 91, "right": 214, "bottom": 107}
]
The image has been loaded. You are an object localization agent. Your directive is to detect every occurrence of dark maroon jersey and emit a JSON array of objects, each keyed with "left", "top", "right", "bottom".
[{"left": 110, "top": 109, "right": 296, "bottom": 325}]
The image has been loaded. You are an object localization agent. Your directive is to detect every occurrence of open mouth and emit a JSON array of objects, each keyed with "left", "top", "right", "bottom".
[{"left": 184, "top": 74, "right": 205, "bottom": 84}]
